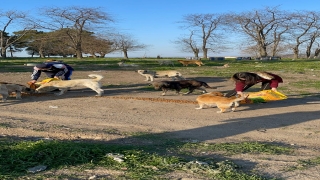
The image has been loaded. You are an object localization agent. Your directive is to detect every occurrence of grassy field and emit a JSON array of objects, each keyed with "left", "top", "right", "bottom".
[{"left": 1, "top": 57, "right": 320, "bottom": 179}]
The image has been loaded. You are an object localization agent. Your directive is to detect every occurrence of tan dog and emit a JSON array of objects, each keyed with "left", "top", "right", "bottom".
[
  {"left": 35, "top": 74, "right": 104, "bottom": 96},
  {"left": 177, "top": 60, "right": 204, "bottom": 66},
  {"left": 137, "top": 70, "right": 184, "bottom": 81},
  {"left": 195, "top": 93, "right": 248, "bottom": 113},
  {"left": 0, "top": 82, "right": 34, "bottom": 102}
]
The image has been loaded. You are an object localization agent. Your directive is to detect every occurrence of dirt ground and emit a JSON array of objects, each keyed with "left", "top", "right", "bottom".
[{"left": 1, "top": 69, "right": 320, "bottom": 179}]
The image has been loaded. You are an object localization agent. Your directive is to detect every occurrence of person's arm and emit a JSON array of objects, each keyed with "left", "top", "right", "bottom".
[
  {"left": 235, "top": 81, "right": 246, "bottom": 95},
  {"left": 30, "top": 67, "right": 41, "bottom": 83},
  {"left": 270, "top": 79, "right": 279, "bottom": 91},
  {"left": 53, "top": 64, "right": 68, "bottom": 79}
]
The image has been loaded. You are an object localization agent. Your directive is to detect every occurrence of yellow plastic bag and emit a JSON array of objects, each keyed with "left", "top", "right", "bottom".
[
  {"left": 32, "top": 78, "right": 60, "bottom": 88},
  {"left": 240, "top": 90, "right": 287, "bottom": 104}
]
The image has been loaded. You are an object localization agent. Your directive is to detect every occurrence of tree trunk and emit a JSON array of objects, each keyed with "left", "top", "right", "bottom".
[
  {"left": 202, "top": 47, "right": 208, "bottom": 59},
  {"left": 100, "top": 53, "right": 106, "bottom": 57},
  {"left": 75, "top": 49, "right": 82, "bottom": 59},
  {"left": 1, "top": 47, "right": 7, "bottom": 58},
  {"left": 314, "top": 48, "right": 320, "bottom": 58},
  {"left": 193, "top": 48, "right": 199, "bottom": 58},
  {"left": 39, "top": 49, "right": 45, "bottom": 58},
  {"left": 293, "top": 46, "right": 299, "bottom": 59},
  {"left": 306, "top": 47, "right": 311, "bottom": 59},
  {"left": 259, "top": 44, "right": 267, "bottom": 57},
  {"left": 75, "top": 42, "right": 82, "bottom": 59},
  {"left": 123, "top": 50, "right": 128, "bottom": 59}
]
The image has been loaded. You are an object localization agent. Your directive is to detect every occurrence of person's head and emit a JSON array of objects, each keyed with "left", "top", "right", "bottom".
[{"left": 232, "top": 72, "right": 260, "bottom": 85}]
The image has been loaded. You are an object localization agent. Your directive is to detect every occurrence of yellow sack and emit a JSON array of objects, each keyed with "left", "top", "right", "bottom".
[
  {"left": 240, "top": 90, "right": 287, "bottom": 104},
  {"left": 31, "top": 78, "right": 60, "bottom": 89}
]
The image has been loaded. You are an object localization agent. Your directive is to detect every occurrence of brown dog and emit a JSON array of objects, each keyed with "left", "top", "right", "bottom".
[
  {"left": 151, "top": 80, "right": 216, "bottom": 96},
  {"left": 196, "top": 93, "right": 248, "bottom": 113},
  {"left": 177, "top": 60, "right": 204, "bottom": 66},
  {"left": 0, "top": 82, "right": 34, "bottom": 102}
]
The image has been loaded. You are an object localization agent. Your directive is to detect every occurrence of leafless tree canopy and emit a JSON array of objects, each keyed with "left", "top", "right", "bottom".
[
  {"left": 0, "top": 10, "right": 37, "bottom": 58},
  {"left": 177, "top": 13, "right": 225, "bottom": 58},
  {"left": 1, "top": 5, "right": 320, "bottom": 59},
  {"left": 110, "top": 33, "right": 148, "bottom": 59},
  {"left": 42, "top": 7, "right": 114, "bottom": 59}
]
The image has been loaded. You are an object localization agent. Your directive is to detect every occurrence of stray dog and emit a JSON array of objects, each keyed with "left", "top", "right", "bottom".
[
  {"left": 177, "top": 60, "right": 204, "bottom": 66},
  {"left": 0, "top": 82, "right": 34, "bottom": 102},
  {"left": 117, "top": 62, "right": 139, "bottom": 67},
  {"left": 35, "top": 74, "right": 104, "bottom": 96},
  {"left": 137, "top": 70, "right": 184, "bottom": 81},
  {"left": 196, "top": 93, "right": 248, "bottom": 113},
  {"left": 151, "top": 80, "right": 216, "bottom": 96},
  {"left": 157, "top": 60, "right": 174, "bottom": 66}
]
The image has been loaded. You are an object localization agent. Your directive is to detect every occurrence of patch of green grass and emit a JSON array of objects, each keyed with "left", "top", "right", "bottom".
[
  {"left": 0, "top": 137, "right": 283, "bottom": 179},
  {"left": 285, "top": 156, "right": 320, "bottom": 171},
  {"left": 177, "top": 142, "right": 294, "bottom": 156},
  {"left": 291, "top": 80, "right": 320, "bottom": 89}
]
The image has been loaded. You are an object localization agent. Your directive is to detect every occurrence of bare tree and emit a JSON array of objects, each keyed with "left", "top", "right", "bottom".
[
  {"left": 230, "top": 6, "right": 290, "bottom": 57},
  {"left": 42, "top": 6, "right": 114, "bottom": 59},
  {"left": 314, "top": 42, "right": 320, "bottom": 58},
  {"left": 270, "top": 18, "right": 291, "bottom": 57},
  {"left": 82, "top": 34, "right": 114, "bottom": 58},
  {"left": 174, "top": 30, "right": 200, "bottom": 57},
  {"left": 0, "top": 10, "right": 37, "bottom": 58},
  {"left": 178, "top": 13, "right": 224, "bottom": 59},
  {"left": 303, "top": 12, "right": 320, "bottom": 59},
  {"left": 111, "top": 33, "right": 148, "bottom": 59},
  {"left": 289, "top": 11, "right": 319, "bottom": 59}
]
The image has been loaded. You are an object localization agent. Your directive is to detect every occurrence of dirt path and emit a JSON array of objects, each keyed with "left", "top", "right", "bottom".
[{"left": 1, "top": 70, "right": 320, "bottom": 179}]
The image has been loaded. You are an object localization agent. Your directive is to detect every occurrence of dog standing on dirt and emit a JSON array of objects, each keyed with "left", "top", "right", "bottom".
[
  {"left": 195, "top": 92, "right": 248, "bottom": 113},
  {"left": 35, "top": 74, "right": 104, "bottom": 96},
  {"left": 0, "top": 82, "right": 34, "bottom": 102},
  {"left": 151, "top": 79, "right": 216, "bottom": 96},
  {"left": 137, "top": 69, "right": 184, "bottom": 81}
]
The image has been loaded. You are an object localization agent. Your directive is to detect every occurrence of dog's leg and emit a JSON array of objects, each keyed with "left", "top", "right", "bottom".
[
  {"left": 197, "top": 87, "right": 207, "bottom": 93},
  {"left": 94, "top": 89, "right": 104, "bottom": 96},
  {"left": 161, "top": 88, "right": 167, "bottom": 96},
  {"left": 1, "top": 93, "right": 8, "bottom": 102},
  {"left": 234, "top": 101, "right": 240, "bottom": 107},
  {"left": 184, "top": 87, "right": 194, "bottom": 94},
  {"left": 195, "top": 103, "right": 204, "bottom": 109},
  {"left": 15, "top": 91, "right": 22, "bottom": 99},
  {"left": 88, "top": 85, "right": 104, "bottom": 96},
  {"left": 54, "top": 89, "right": 67, "bottom": 96}
]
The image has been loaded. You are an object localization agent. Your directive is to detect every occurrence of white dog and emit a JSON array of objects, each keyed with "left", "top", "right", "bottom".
[
  {"left": 117, "top": 62, "right": 139, "bottom": 67},
  {"left": 35, "top": 74, "right": 104, "bottom": 96},
  {"left": 137, "top": 70, "right": 184, "bottom": 81},
  {"left": 0, "top": 82, "right": 34, "bottom": 102}
]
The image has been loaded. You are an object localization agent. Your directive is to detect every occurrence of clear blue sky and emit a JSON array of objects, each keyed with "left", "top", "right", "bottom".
[{"left": 1, "top": 0, "right": 319, "bottom": 58}]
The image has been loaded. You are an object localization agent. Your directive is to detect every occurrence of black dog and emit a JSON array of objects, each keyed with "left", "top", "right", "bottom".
[{"left": 151, "top": 80, "right": 216, "bottom": 96}]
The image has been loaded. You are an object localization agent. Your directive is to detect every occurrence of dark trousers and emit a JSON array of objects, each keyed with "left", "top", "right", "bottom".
[{"left": 225, "top": 82, "right": 271, "bottom": 97}]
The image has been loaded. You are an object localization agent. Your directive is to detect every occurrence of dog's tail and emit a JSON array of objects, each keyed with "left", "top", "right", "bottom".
[
  {"left": 88, "top": 74, "right": 104, "bottom": 81},
  {"left": 202, "top": 82, "right": 217, "bottom": 89}
]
